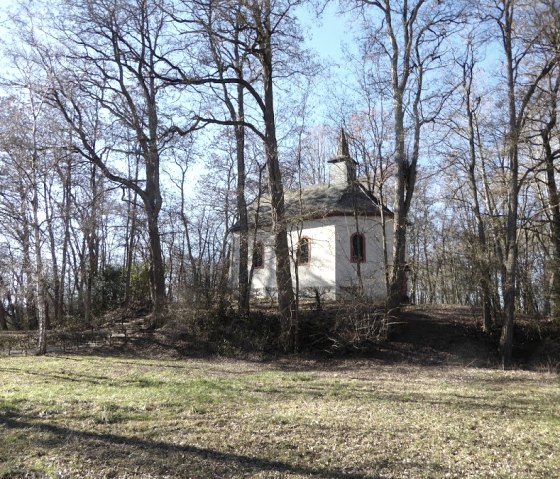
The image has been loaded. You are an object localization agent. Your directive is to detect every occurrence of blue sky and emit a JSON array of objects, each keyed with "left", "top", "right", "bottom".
[
  {"left": 300, "top": 2, "right": 348, "bottom": 61},
  {"left": 0, "top": 0, "right": 349, "bottom": 56}
]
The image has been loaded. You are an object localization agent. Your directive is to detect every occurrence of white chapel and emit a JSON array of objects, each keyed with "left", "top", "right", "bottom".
[{"left": 230, "top": 131, "right": 394, "bottom": 302}]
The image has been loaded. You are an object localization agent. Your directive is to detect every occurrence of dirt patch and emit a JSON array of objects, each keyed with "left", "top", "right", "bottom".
[{"left": 374, "top": 305, "right": 499, "bottom": 367}]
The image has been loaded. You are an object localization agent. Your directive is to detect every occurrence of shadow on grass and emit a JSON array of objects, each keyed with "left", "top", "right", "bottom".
[
  {"left": 0, "top": 366, "right": 113, "bottom": 386},
  {"left": 0, "top": 412, "right": 385, "bottom": 479}
]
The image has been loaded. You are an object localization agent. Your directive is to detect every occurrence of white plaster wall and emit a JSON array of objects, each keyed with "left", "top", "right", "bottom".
[
  {"left": 248, "top": 228, "right": 277, "bottom": 298},
  {"left": 248, "top": 220, "right": 337, "bottom": 299},
  {"left": 229, "top": 231, "right": 275, "bottom": 292},
  {"left": 231, "top": 215, "right": 392, "bottom": 302},
  {"left": 334, "top": 216, "right": 393, "bottom": 301},
  {"left": 288, "top": 220, "right": 336, "bottom": 299}
]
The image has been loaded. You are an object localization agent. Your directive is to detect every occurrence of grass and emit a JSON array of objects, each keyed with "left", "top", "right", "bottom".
[{"left": 0, "top": 356, "right": 559, "bottom": 478}]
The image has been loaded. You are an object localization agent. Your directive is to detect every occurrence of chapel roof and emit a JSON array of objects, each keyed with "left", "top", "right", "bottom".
[
  {"left": 231, "top": 181, "right": 392, "bottom": 231},
  {"left": 231, "top": 128, "right": 393, "bottom": 231}
]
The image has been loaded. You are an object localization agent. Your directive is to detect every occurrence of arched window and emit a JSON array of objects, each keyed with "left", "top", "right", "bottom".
[
  {"left": 252, "top": 242, "right": 264, "bottom": 269},
  {"left": 297, "top": 237, "right": 311, "bottom": 265},
  {"left": 351, "top": 233, "right": 365, "bottom": 263}
]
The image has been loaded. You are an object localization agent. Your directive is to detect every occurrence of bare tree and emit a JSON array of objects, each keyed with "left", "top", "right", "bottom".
[
  {"left": 487, "top": 0, "right": 559, "bottom": 365},
  {"left": 166, "top": 0, "right": 313, "bottom": 325},
  {"left": 446, "top": 37, "right": 496, "bottom": 331},
  {"left": 26, "top": 0, "right": 200, "bottom": 324},
  {"left": 184, "top": 0, "right": 254, "bottom": 315},
  {"left": 356, "top": 0, "right": 463, "bottom": 309},
  {"left": 527, "top": 71, "right": 560, "bottom": 319},
  {"left": 0, "top": 90, "right": 51, "bottom": 353}
]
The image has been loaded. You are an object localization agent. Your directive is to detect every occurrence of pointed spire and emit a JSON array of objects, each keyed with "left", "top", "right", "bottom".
[
  {"left": 337, "top": 128, "right": 350, "bottom": 158},
  {"left": 328, "top": 127, "right": 357, "bottom": 187}
]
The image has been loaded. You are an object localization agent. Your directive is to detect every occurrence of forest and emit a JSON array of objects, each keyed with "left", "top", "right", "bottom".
[{"left": 0, "top": 0, "right": 558, "bottom": 367}]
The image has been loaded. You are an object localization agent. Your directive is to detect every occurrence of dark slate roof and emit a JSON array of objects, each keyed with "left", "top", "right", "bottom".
[{"left": 231, "top": 181, "right": 393, "bottom": 231}]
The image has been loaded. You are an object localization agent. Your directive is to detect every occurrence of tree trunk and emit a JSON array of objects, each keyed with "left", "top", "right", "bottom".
[
  {"left": 499, "top": 1, "right": 519, "bottom": 367},
  {"left": 462, "top": 51, "right": 493, "bottom": 332},
  {"left": 84, "top": 164, "right": 99, "bottom": 326},
  {"left": 262, "top": 62, "right": 295, "bottom": 325},
  {"left": 58, "top": 155, "right": 72, "bottom": 326},
  {"left": 541, "top": 77, "right": 560, "bottom": 321},
  {"left": 44, "top": 180, "right": 62, "bottom": 326},
  {"left": 387, "top": 99, "right": 410, "bottom": 309},
  {"left": 31, "top": 161, "right": 47, "bottom": 355},
  {"left": 496, "top": 0, "right": 558, "bottom": 366},
  {"left": 545, "top": 188, "right": 560, "bottom": 318},
  {"left": 207, "top": 15, "right": 250, "bottom": 316},
  {"left": 256, "top": 2, "right": 295, "bottom": 326},
  {"left": 0, "top": 303, "right": 8, "bottom": 331},
  {"left": 123, "top": 158, "right": 140, "bottom": 306},
  {"left": 19, "top": 185, "right": 36, "bottom": 330},
  {"left": 235, "top": 104, "right": 250, "bottom": 316},
  {"left": 145, "top": 95, "right": 166, "bottom": 323},
  {"left": 146, "top": 203, "right": 166, "bottom": 325}
]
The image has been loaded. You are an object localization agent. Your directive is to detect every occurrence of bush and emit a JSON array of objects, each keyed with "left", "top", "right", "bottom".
[
  {"left": 164, "top": 305, "right": 283, "bottom": 355},
  {"left": 92, "top": 264, "right": 152, "bottom": 315},
  {"left": 296, "top": 301, "right": 388, "bottom": 354},
  {"left": 163, "top": 299, "right": 389, "bottom": 357}
]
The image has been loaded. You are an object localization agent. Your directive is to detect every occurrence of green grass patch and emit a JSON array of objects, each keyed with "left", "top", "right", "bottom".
[{"left": 0, "top": 356, "right": 558, "bottom": 478}]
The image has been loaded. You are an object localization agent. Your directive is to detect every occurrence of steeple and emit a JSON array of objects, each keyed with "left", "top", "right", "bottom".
[
  {"left": 328, "top": 128, "right": 357, "bottom": 187},
  {"left": 337, "top": 128, "right": 350, "bottom": 157}
]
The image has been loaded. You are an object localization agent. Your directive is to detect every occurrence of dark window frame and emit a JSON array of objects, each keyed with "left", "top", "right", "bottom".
[
  {"left": 252, "top": 242, "right": 264, "bottom": 269},
  {"left": 350, "top": 232, "right": 366, "bottom": 263},
  {"left": 297, "top": 237, "right": 311, "bottom": 265}
]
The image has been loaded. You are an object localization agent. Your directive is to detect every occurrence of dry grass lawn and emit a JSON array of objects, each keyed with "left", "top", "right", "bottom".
[{"left": 0, "top": 355, "right": 559, "bottom": 478}]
